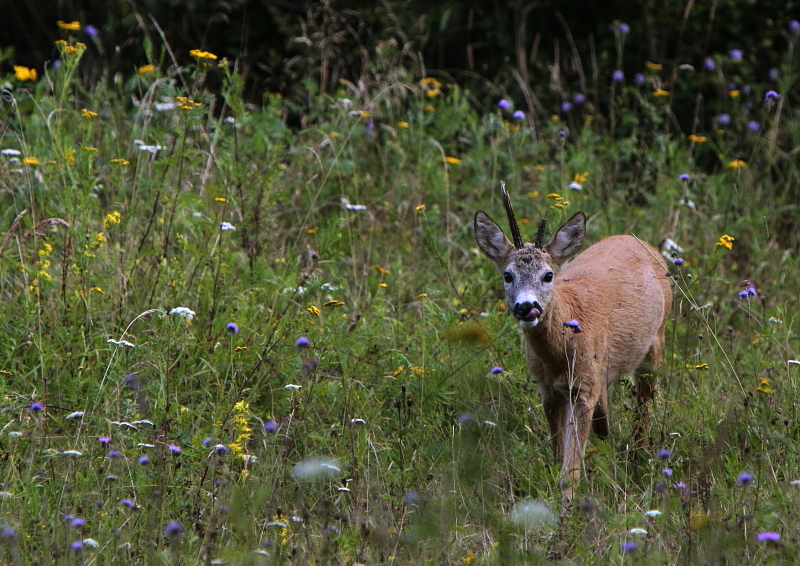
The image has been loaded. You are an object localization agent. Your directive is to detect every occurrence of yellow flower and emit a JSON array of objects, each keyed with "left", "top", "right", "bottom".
[
  {"left": 378, "top": 282, "right": 388, "bottom": 288},
  {"left": 90, "top": 286, "right": 104, "bottom": 294},
  {"left": 13, "top": 66, "right": 38, "bottom": 81},
  {"left": 527, "top": 191, "right": 540, "bottom": 197},
  {"left": 694, "top": 363, "right": 709, "bottom": 370},
  {"left": 307, "top": 305, "right": 321, "bottom": 316},
  {"left": 82, "top": 146, "right": 98, "bottom": 152},
  {"left": 645, "top": 61, "right": 663, "bottom": 70},
  {"left": 328, "top": 132, "right": 340, "bottom": 138},
  {"left": 423, "top": 105, "right": 435, "bottom": 112},
  {"left": 726, "top": 159, "right": 746, "bottom": 169},
  {"left": 359, "top": 110, "right": 370, "bottom": 118},
  {"left": 324, "top": 300, "right": 345, "bottom": 307},
  {"left": 547, "top": 193, "right": 563, "bottom": 200},
  {"left": 189, "top": 49, "right": 218, "bottom": 60},
  {"left": 137, "top": 64, "right": 155, "bottom": 75},
  {"left": 444, "top": 156, "right": 461, "bottom": 165},
  {"left": 426, "top": 89, "right": 440, "bottom": 97},
  {"left": 371, "top": 265, "right": 391, "bottom": 275},
  {"left": 652, "top": 89, "right": 670, "bottom": 97},
  {"left": 81, "top": 108, "right": 97, "bottom": 118},
  {"left": 396, "top": 121, "right": 409, "bottom": 129},
  {"left": 23, "top": 157, "right": 40, "bottom": 165},
  {"left": 418, "top": 293, "right": 428, "bottom": 298},
  {"left": 716, "top": 235, "right": 734, "bottom": 250},
  {"left": 415, "top": 204, "right": 426, "bottom": 211},
  {"left": 729, "top": 90, "right": 740, "bottom": 98},
  {"left": 57, "top": 20, "right": 81, "bottom": 31},
  {"left": 573, "top": 172, "right": 588, "bottom": 183},
  {"left": 756, "top": 377, "right": 773, "bottom": 394},
  {"left": 687, "top": 134, "right": 707, "bottom": 143},
  {"left": 95, "top": 232, "right": 107, "bottom": 244},
  {"left": 110, "top": 158, "right": 129, "bottom": 165},
  {"left": 214, "top": 197, "right": 227, "bottom": 202},
  {"left": 420, "top": 77, "right": 442, "bottom": 89},
  {"left": 103, "top": 211, "right": 121, "bottom": 228}
]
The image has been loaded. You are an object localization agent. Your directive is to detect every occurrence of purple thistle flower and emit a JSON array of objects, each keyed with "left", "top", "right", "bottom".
[
  {"left": 0, "top": 527, "right": 16, "bottom": 543},
  {"left": 622, "top": 541, "right": 637, "bottom": 554},
  {"left": 98, "top": 437, "right": 111, "bottom": 446},
  {"left": 717, "top": 113, "right": 731, "bottom": 126},
  {"left": 757, "top": 531, "right": 781, "bottom": 542},
  {"left": 121, "top": 499, "right": 135, "bottom": 508},
  {"left": 202, "top": 437, "right": 213, "bottom": 448},
  {"left": 573, "top": 93, "right": 585, "bottom": 104},
  {"left": 213, "top": 444, "right": 228, "bottom": 455},
  {"left": 497, "top": 99, "right": 510, "bottom": 110},
  {"left": 657, "top": 448, "right": 671, "bottom": 459},
  {"left": 789, "top": 20, "right": 800, "bottom": 35},
  {"left": 560, "top": 101, "right": 572, "bottom": 113},
  {"left": 737, "top": 471, "right": 754, "bottom": 486},
  {"left": 704, "top": 58, "right": 715, "bottom": 71},
  {"left": 747, "top": 121, "right": 760, "bottom": 132},
  {"left": 167, "top": 444, "right": 180, "bottom": 454},
  {"left": 84, "top": 24, "right": 99, "bottom": 38},
  {"left": 163, "top": 520, "right": 185, "bottom": 539},
  {"left": 263, "top": 420, "right": 277, "bottom": 433},
  {"left": 679, "top": 173, "right": 690, "bottom": 181},
  {"left": 71, "top": 518, "right": 86, "bottom": 529},
  {"left": 490, "top": 366, "right": 504, "bottom": 374},
  {"left": 765, "top": 90, "right": 781, "bottom": 102},
  {"left": 673, "top": 258, "right": 684, "bottom": 266},
  {"left": 557, "top": 130, "right": 567, "bottom": 137},
  {"left": 70, "top": 540, "right": 83, "bottom": 551},
  {"left": 730, "top": 49, "right": 742, "bottom": 60},
  {"left": 662, "top": 468, "right": 673, "bottom": 477},
  {"left": 563, "top": 319, "right": 583, "bottom": 333},
  {"left": 226, "top": 322, "right": 239, "bottom": 334},
  {"left": 294, "top": 336, "right": 310, "bottom": 349},
  {"left": 29, "top": 402, "right": 44, "bottom": 412},
  {"left": 63, "top": 514, "right": 74, "bottom": 522},
  {"left": 512, "top": 110, "right": 525, "bottom": 120},
  {"left": 612, "top": 70, "right": 624, "bottom": 83},
  {"left": 138, "top": 455, "right": 149, "bottom": 465},
  {"left": 324, "top": 525, "right": 341, "bottom": 535},
  {"left": 633, "top": 73, "right": 645, "bottom": 86},
  {"left": 618, "top": 23, "right": 630, "bottom": 35},
  {"left": 107, "top": 451, "right": 122, "bottom": 459}
]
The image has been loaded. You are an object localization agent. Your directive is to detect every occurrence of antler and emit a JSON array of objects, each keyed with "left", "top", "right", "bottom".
[
  {"left": 534, "top": 218, "right": 547, "bottom": 248},
  {"left": 500, "top": 181, "right": 524, "bottom": 249}
]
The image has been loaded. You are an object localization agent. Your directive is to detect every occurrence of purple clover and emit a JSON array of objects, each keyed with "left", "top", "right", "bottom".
[
  {"left": 790, "top": 20, "right": 800, "bottom": 35},
  {"left": 163, "top": 520, "right": 185, "bottom": 539},
  {"left": 736, "top": 471, "right": 754, "bottom": 487},
  {"left": 70, "top": 540, "right": 83, "bottom": 551},
  {"left": 765, "top": 90, "right": 781, "bottom": 102},
  {"left": 294, "top": 336, "right": 310, "bottom": 349},
  {"left": 107, "top": 450, "right": 122, "bottom": 459},
  {"left": 563, "top": 319, "right": 583, "bottom": 333},
  {"left": 679, "top": 173, "right": 690, "bottom": 182},
  {"left": 497, "top": 99, "right": 510, "bottom": 110},
  {"left": 612, "top": 70, "right": 624, "bottom": 83},
  {"left": 729, "top": 49, "right": 742, "bottom": 60},
  {"left": 30, "top": 402, "right": 44, "bottom": 412},
  {"left": 633, "top": 73, "right": 645, "bottom": 86},
  {"left": 573, "top": 93, "right": 585, "bottom": 104},
  {"left": 657, "top": 448, "right": 671, "bottom": 459},
  {"left": 662, "top": 468, "right": 673, "bottom": 477},
  {"left": 490, "top": 366, "right": 504, "bottom": 374},
  {"left": 747, "top": 121, "right": 760, "bottom": 132},
  {"left": 704, "top": 58, "right": 715, "bottom": 71},
  {"left": 717, "top": 113, "right": 731, "bottom": 126},
  {"left": 757, "top": 531, "right": 781, "bottom": 542},
  {"left": 560, "top": 101, "right": 572, "bottom": 114},
  {"left": 167, "top": 444, "right": 181, "bottom": 454},
  {"left": 98, "top": 437, "right": 111, "bottom": 446},
  {"left": 71, "top": 518, "right": 86, "bottom": 529},
  {"left": 138, "top": 455, "right": 149, "bottom": 465},
  {"left": 512, "top": 110, "right": 525, "bottom": 120},
  {"left": 263, "top": 420, "right": 277, "bottom": 433},
  {"left": 673, "top": 258, "right": 684, "bottom": 266},
  {"left": 226, "top": 322, "right": 239, "bottom": 334}
]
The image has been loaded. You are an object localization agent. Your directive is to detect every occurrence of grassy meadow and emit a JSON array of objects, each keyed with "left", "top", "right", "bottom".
[{"left": 1, "top": 15, "right": 800, "bottom": 565}]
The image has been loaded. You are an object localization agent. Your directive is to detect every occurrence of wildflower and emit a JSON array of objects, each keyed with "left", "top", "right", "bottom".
[
  {"left": 167, "top": 444, "right": 181, "bottom": 454},
  {"left": 657, "top": 448, "right": 671, "bottom": 459},
  {"left": 729, "top": 49, "right": 742, "bottom": 60},
  {"left": 121, "top": 499, "right": 135, "bottom": 508},
  {"left": 423, "top": 105, "right": 435, "bottom": 112},
  {"left": 1, "top": 149, "right": 21, "bottom": 156},
  {"left": 663, "top": 468, "right": 673, "bottom": 476},
  {"left": 563, "top": 320, "right": 583, "bottom": 333},
  {"left": 789, "top": 20, "right": 800, "bottom": 35},
  {"left": 512, "top": 110, "right": 525, "bottom": 120},
  {"left": 757, "top": 532, "right": 781, "bottom": 542},
  {"left": 226, "top": 322, "right": 239, "bottom": 334},
  {"left": 768, "top": 68, "right": 779, "bottom": 82},
  {"left": 70, "top": 540, "right": 83, "bottom": 551},
  {"left": 107, "top": 451, "right": 122, "bottom": 459},
  {"left": 687, "top": 134, "right": 707, "bottom": 143},
  {"left": 679, "top": 173, "right": 690, "bottom": 181},
  {"left": 747, "top": 121, "right": 760, "bottom": 132},
  {"left": 13, "top": 66, "right": 38, "bottom": 81},
  {"left": 103, "top": 211, "right": 121, "bottom": 228},
  {"left": 220, "top": 221, "right": 236, "bottom": 231},
  {"left": 716, "top": 235, "right": 735, "bottom": 250},
  {"left": 726, "top": 159, "right": 746, "bottom": 169},
  {"left": 57, "top": 21, "right": 81, "bottom": 31},
  {"left": 22, "top": 157, "right": 40, "bottom": 165},
  {"left": 673, "top": 258, "right": 684, "bottom": 265},
  {"left": 612, "top": 70, "right": 624, "bottom": 82},
  {"left": 98, "top": 437, "right": 111, "bottom": 446},
  {"left": 652, "top": 89, "right": 670, "bottom": 97},
  {"left": 189, "top": 49, "right": 217, "bottom": 60},
  {"left": 490, "top": 366, "right": 504, "bottom": 374},
  {"left": 729, "top": 89, "right": 740, "bottom": 98},
  {"left": 213, "top": 444, "right": 228, "bottom": 455},
  {"left": 264, "top": 420, "right": 277, "bottom": 433},
  {"left": 295, "top": 336, "right": 310, "bottom": 349},
  {"left": 84, "top": 24, "right": 98, "bottom": 38},
  {"left": 163, "top": 520, "right": 185, "bottom": 539},
  {"left": 738, "top": 280, "right": 757, "bottom": 299},
  {"left": 617, "top": 23, "right": 631, "bottom": 35},
  {"left": 560, "top": 101, "right": 572, "bottom": 113},
  {"left": 497, "top": 99, "right": 510, "bottom": 109},
  {"left": 622, "top": 541, "right": 638, "bottom": 555},
  {"left": 737, "top": 471, "right": 754, "bottom": 486},
  {"left": 110, "top": 158, "right": 129, "bottom": 165},
  {"left": 633, "top": 73, "right": 645, "bottom": 86},
  {"left": 444, "top": 156, "right": 461, "bottom": 165},
  {"left": 30, "top": 402, "right": 44, "bottom": 411},
  {"left": 202, "top": 437, "right": 213, "bottom": 448},
  {"left": 169, "top": 307, "right": 196, "bottom": 320},
  {"left": 1, "top": 527, "right": 16, "bottom": 543},
  {"left": 396, "top": 121, "right": 409, "bottom": 129},
  {"left": 694, "top": 363, "right": 709, "bottom": 370},
  {"left": 765, "top": 90, "right": 781, "bottom": 102},
  {"left": 756, "top": 377, "right": 773, "bottom": 394},
  {"left": 717, "top": 113, "right": 730, "bottom": 127},
  {"left": 573, "top": 93, "right": 585, "bottom": 104},
  {"left": 645, "top": 509, "right": 662, "bottom": 517},
  {"left": 629, "top": 528, "right": 648, "bottom": 535},
  {"left": 306, "top": 305, "right": 321, "bottom": 316},
  {"left": 71, "top": 518, "right": 86, "bottom": 529}
]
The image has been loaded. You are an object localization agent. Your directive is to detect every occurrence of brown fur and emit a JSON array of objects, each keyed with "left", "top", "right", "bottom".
[{"left": 475, "top": 211, "right": 672, "bottom": 505}]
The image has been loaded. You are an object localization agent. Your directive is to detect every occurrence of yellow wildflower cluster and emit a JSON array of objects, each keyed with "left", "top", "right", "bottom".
[
  {"left": 694, "top": 363, "right": 709, "bottom": 370},
  {"left": 573, "top": 172, "right": 589, "bottom": 184},
  {"left": 22, "top": 157, "right": 40, "bottom": 166},
  {"left": 652, "top": 89, "right": 670, "bottom": 97},
  {"left": 444, "top": 156, "right": 461, "bottom": 165},
  {"left": 83, "top": 232, "right": 107, "bottom": 258},
  {"left": 137, "top": 64, "right": 155, "bottom": 75},
  {"left": 14, "top": 66, "right": 38, "bottom": 81},
  {"left": 420, "top": 76, "right": 442, "bottom": 97},
  {"left": 423, "top": 105, "right": 435, "bottom": 112},
  {"left": 687, "top": 134, "right": 707, "bottom": 144},
  {"left": 371, "top": 265, "right": 390, "bottom": 275},
  {"left": 755, "top": 377, "right": 773, "bottom": 394},
  {"left": 729, "top": 90, "right": 740, "bottom": 98},
  {"left": 29, "top": 242, "right": 53, "bottom": 291},
  {"left": 645, "top": 61, "right": 663, "bottom": 71},
  {"left": 396, "top": 121, "right": 409, "bottom": 129},
  {"left": 726, "top": 159, "right": 746, "bottom": 169},
  {"left": 175, "top": 96, "right": 202, "bottom": 110},
  {"left": 103, "top": 211, "right": 122, "bottom": 228},
  {"left": 716, "top": 234, "right": 734, "bottom": 250},
  {"left": 189, "top": 49, "right": 218, "bottom": 66},
  {"left": 54, "top": 39, "right": 86, "bottom": 56},
  {"left": 57, "top": 21, "right": 81, "bottom": 31},
  {"left": 110, "top": 158, "right": 129, "bottom": 165},
  {"left": 307, "top": 305, "right": 321, "bottom": 316},
  {"left": 229, "top": 401, "right": 252, "bottom": 459},
  {"left": 81, "top": 108, "right": 97, "bottom": 118},
  {"left": 324, "top": 300, "right": 345, "bottom": 307}
]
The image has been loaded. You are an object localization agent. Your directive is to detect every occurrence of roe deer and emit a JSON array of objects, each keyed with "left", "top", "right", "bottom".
[{"left": 474, "top": 183, "right": 672, "bottom": 504}]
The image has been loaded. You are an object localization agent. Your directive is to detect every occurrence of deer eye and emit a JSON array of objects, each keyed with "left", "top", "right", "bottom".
[
  {"left": 542, "top": 271, "right": 554, "bottom": 282},
  {"left": 503, "top": 272, "right": 513, "bottom": 283}
]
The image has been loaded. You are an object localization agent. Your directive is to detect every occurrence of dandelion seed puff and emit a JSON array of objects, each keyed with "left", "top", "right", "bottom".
[
  {"left": 292, "top": 457, "right": 344, "bottom": 480},
  {"left": 508, "top": 499, "right": 556, "bottom": 531}
]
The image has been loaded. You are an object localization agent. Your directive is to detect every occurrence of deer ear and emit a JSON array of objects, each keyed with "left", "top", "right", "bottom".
[
  {"left": 475, "top": 211, "right": 514, "bottom": 265},
  {"left": 545, "top": 211, "right": 585, "bottom": 261}
]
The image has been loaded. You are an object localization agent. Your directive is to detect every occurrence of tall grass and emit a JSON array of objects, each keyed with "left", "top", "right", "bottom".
[{"left": 0, "top": 12, "right": 799, "bottom": 565}]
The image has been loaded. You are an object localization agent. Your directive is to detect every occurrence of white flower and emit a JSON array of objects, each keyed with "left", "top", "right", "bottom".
[
  {"left": 136, "top": 142, "right": 164, "bottom": 153},
  {"left": 132, "top": 420, "right": 154, "bottom": 426},
  {"left": 8, "top": 431, "right": 22, "bottom": 438},
  {"left": 109, "top": 421, "right": 138, "bottom": 429},
  {"left": 154, "top": 102, "right": 176, "bottom": 112},
  {"left": 107, "top": 338, "right": 135, "bottom": 347},
  {"left": 337, "top": 487, "right": 351, "bottom": 492},
  {"left": 284, "top": 384, "right": 302, "bottom": 390},
  {"left": 266, "top": 521, "right": 288, "bottom": 528},
  {"left": 1, "top": 148, "right": 21, "bottom": 156},
  {"left": 341, "top": 197, "right": 367, "bottom": 211},
  {"left": 568, "top": 181, "right": 583, "bottom": 190},
  {"left": 82, "top": 538, "right": 99, "bottom": 548},
  {"left": 629, "top": 528, "right": 648, "bottom": 535},
  {"left": 137, "top": 443, "right": 156, "bottom": 448},
  {"left": 225, "top": 116, "right": 236, "bottom": 124},
  {"left": 243, "top": 454, "right": 258, "bottom": 463},
  {"left": 350, "top": 418, "right": 366, "bottom": 424},
  {"left": 62, "top": 450, "right": 83, "bottom": 457},
  {"left": 483, "top": 420, "right": 497, "bottom": 426},
  {"left": 644, "top": 510, "right": 662, "bottom": 517},
  {"left": 65, "top": 411, "right": 85, "bottom": 419},
  {"left": 220, "top": 221, "right": 236, "bottom": 231},
  {"left": 338, "top": 98, "right": 353, "bottom": 106},
  {"left": 789, "top": 360, "right": 800, "bottom": 366},
  {"left": 169, "top": 307, "right": 196, "bottom": 320}
]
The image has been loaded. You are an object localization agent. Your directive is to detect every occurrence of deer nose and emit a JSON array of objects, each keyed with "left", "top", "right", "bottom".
[{"left": 514, "top": 301, "right": 542, "bottom": 320}]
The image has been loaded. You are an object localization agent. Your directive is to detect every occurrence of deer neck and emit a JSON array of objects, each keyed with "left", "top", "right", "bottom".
[{"left": 520, "top": 287, "right": 575, "bottom": 363}]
